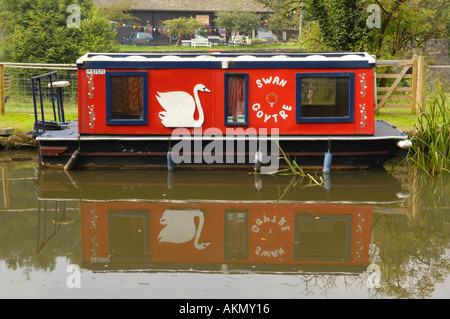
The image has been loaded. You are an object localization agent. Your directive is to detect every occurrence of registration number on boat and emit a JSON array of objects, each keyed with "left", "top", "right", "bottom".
[{"left": 86, "top": 69, "right": 105, "bottom": 75}]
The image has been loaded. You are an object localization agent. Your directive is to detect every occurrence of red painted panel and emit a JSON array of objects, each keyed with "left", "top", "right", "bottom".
[{"left": 78, "top": 67, "right": 375, "bottom": 136}]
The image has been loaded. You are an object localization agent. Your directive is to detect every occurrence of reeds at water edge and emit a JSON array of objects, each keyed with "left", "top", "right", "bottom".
[{"left": 408, "top": 88, "right": 449, "bottom": 176}]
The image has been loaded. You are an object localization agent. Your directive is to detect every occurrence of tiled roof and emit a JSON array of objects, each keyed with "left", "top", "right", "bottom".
[{"left": 93, "top": 0, "right": 271, "bottom": 12}]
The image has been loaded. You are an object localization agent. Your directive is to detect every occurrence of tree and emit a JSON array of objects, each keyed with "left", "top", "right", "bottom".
[
  {"left": 306, "top": 0, "right": 374, "bottom": 51},
  {"left": 371, "top": 0, "right": 449, "bottom": 57},
  {"left": 0, "top": 0, "right": 118, "bottom": 63},
  {"left": 259, "top": 0, "right": 374, "bottom": 51},
  {"left": 257, "top": 0, "right": 449, "bottom": 58},
  {"left": 214, "top": 9, "right": 260, "bottom": 42},
  {"left": 97, "top": 0, "right": 140, "bottom": 25},
  {"left": 161, "top": 17, "right": 202, "bottom": 46},
  {"left": 257, "top": 0, "right": 302, "bottom": 37}
]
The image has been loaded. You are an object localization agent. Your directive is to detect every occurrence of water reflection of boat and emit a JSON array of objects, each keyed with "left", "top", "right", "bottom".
[{"left": 36, "top": 169, "right": 408, "bottom": 274}]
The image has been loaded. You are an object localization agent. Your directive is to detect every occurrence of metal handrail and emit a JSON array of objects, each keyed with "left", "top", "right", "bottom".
[{"left": 31, "top": 71, "right": 67, "bottom": 136}]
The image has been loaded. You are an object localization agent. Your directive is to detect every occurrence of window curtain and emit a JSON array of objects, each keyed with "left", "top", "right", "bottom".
[
  {"left": 227, "top": 76, "right": 245, "bottom": 121},
  {"left": 111, "top": 76, "right": 143, "bottom": 119}
]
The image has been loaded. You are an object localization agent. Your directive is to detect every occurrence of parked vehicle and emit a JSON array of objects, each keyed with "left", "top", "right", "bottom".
[
  {"left": 207, "top": 36, "right": 226, "bottom": 45},
  {"left": 256, "top": 29, "right": 276, "bottom": 43},
  {"left": 122, "top": 32, "right": 154, "bottom": 46}
]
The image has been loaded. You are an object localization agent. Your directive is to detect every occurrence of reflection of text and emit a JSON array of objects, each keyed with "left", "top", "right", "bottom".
[
  {"left": 251, "top": 214, "right": 290, "bottom": 259},
  {"left": 66, "top": 264, "right": 81, "bottom": 288}
]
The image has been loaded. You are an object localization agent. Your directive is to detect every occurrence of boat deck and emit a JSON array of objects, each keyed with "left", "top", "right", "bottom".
[{"left": 37, "top": 120, "right": 408, "bottom": 141}]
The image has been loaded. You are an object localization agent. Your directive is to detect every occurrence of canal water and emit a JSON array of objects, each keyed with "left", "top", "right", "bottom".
[{"left": 0, "top": 149, "right": 448, "bottom": 299}]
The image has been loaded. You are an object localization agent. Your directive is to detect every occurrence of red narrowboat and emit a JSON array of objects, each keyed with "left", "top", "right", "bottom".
[{"left": 33, "top": 52, "right": 412, "bottom": 170}]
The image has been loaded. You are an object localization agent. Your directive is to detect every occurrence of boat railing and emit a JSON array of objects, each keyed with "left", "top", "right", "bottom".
[{"left": 31, "top": 71, "right": 69, "bottom": 136}]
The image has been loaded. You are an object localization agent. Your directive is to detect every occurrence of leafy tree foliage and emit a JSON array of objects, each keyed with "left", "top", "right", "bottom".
[
  {"left": 372, "top": 0, "right": 449, "bottom": 57},
  {"left": 257, "top": 0, "right": 449, "bottom": 58},
  {"left": 214, "top": 9, "right": 260, "bottom": 40},
  {"left": 0, "top": 0, "right": 118, "bottom": 63},
  {"left": 97, "top": 0, "right": 140, "bottom": 25},
  {"left": 161, "top": 17, "right": 202, "bottom": 46}
]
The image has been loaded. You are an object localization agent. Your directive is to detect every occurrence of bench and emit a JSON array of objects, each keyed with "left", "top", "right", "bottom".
[{"left": 191, "top": 39, "right": 212, "bottom": 48}]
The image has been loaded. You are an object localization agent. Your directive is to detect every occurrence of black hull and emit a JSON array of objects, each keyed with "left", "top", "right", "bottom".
[{"left": 36, "top": 120, "right": 410, "bottom": 170}]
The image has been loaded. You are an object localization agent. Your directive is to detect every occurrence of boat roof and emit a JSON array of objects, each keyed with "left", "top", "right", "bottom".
[{"left": 76, "top": 52, "right": 376, "bottom": 70}]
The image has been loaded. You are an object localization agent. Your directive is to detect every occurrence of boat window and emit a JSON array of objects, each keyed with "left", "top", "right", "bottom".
[
  {"left": 108, "top": 211, "right": 150, "bottom": 261},
  {"left": 293, "top": 215, "right": 352, "bottom": 262},
  {"left": 106, "top": 72, "right": 148, "bottom": 125},
  {"left": 224, "top": 211, "right": 248, "bottom": 260},
  {"left": 225, "top": 73, "right": 248, "bottom": 126},
  {"left": 296, "top": 72, "right": 354, "bottom": 123}
]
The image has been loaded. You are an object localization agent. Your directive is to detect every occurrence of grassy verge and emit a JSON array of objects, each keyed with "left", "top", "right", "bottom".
[
  {"left": 374, "top": 108, "right": 419, "bottom": 133},
  {"left": 0, "top": 101, "right": 78, "bottom": 149}
]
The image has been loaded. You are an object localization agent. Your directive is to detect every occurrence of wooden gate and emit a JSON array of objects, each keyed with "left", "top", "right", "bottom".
[{"left": 375, "top": 55, "right": 427, "bottom": 114}]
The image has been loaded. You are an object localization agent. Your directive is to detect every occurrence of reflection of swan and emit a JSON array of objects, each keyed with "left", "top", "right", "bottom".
[
  {"left": 157, "top": 209, "right": 211, "bottom": 250},
  {"left": 157, "top": 84, "right": 211, "bottom": 128}
]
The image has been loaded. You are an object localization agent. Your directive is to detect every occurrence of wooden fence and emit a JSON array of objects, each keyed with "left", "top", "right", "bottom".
[
  {"left": 375, "top": 55, "right": 427, "bottom": 114},
  {"left": 0, "top": 57, "right": 429, "bottom": 116}
]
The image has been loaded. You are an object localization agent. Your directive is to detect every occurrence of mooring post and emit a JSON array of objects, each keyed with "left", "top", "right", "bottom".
[{"left": 415, "top": 56, "right": 428, "bottom": 114}]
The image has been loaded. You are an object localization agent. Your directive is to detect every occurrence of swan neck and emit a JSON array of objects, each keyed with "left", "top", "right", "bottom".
[
  {"left": 193, "top": 87, "right": 204, "bottom": 126},
  {"left": 194, "top": 214, "right": 204, "bottom": 248}
]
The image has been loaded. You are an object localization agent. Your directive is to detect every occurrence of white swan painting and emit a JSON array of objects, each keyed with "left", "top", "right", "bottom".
[
  {"left": 157, "top": 209, "right": 211, "bottom": 250},
  {"left": 156, "top": 84, "right": 211, "bottom": 128}
]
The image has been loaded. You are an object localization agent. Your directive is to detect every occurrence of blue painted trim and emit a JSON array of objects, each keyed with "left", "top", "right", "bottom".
[
  {"left": 295, "top": 72, "right": 355, "bottom": 124},
  {"left": 229, "top": 60, "right": 372, "bottom": 69},
  {"left": 82, "top": 61, "right": 222, "bottom": 70},
  {"left": 106, "top": 71, "right": 148, "bottom": 126},
  {"left": 224, "top": 73, "right": 249, "bottom": 127}
]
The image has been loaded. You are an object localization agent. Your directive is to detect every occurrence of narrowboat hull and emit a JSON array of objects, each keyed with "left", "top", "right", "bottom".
[{"left": 36, "top": 120, "right": 410, "bottom": 170}]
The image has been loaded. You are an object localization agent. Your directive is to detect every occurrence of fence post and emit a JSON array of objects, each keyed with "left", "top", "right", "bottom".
[
  {"left": 415, "top": 56, "right": 428, "bottom": 113},
  {"left": 0, "top": 63, "right": 5, "bottom": 115},
  {"left": 410, "top": 55, "right": 418, "bottom": 114}
]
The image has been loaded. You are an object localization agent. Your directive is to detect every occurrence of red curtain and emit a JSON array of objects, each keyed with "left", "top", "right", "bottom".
[{"left": 227, "top": 76, "right": 245, "bottom": 122}]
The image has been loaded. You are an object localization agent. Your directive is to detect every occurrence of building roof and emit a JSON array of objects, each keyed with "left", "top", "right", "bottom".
[{"left": 93, "top": 0, "right": 271, "bottom": 12}]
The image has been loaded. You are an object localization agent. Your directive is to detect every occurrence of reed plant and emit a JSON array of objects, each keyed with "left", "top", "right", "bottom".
[
  {"left": 408, "top": 88, "right": 449, "bottom": 175},
  {"left": 272, "top": 141, "right": 324, "bottom": 187}
]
